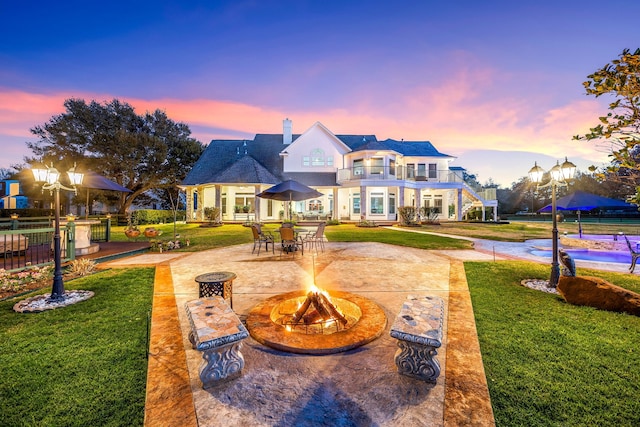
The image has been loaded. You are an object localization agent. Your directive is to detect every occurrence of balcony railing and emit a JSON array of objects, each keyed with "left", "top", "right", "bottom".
[{"left": 337, "top": 166, "right": 466, "bottom": 183}]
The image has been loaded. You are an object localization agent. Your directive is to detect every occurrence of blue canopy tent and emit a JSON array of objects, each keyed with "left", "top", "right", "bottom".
[{"left": 537, "top": 190, "right": 636, "bottom": 237}]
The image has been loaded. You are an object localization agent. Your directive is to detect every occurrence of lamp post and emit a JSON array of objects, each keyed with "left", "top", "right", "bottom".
[
  {"left": 528, "top": 157, "right": 576, "bottom": 287},
  {"left": 32, "top": 163, "right": 84, "bottom": 302}
]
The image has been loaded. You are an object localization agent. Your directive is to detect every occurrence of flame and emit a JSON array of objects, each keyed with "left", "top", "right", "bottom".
[{"left": 285, "top": 325, "right": 292, "bottom": 332}]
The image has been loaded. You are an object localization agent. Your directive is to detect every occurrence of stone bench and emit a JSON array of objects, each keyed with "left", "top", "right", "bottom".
[
  {"left": 389, "top": 295, "right": 445, "bottom": 383},
  {"left": 185, "top": 296, "right": 249, "bottom": 389}
]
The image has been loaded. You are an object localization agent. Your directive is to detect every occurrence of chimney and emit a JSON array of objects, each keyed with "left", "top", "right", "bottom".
[{"left": 283, "top": 118, "right": 292, "bottom": 145}]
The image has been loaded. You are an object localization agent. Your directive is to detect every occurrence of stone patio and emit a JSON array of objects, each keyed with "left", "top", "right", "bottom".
[{"left": 103, "top": 241, "right": 498, "bottom": 426}]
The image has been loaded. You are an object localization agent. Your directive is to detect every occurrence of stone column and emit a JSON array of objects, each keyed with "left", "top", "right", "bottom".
[
  {"left": 254, "top": 185, "right": 261, "bottom": 222},
  {"left": 360, "top": 185, "right": 367, "bottom": 220},
  {"left": 186, "top": 189, "right": 194, "bottom": 222}
]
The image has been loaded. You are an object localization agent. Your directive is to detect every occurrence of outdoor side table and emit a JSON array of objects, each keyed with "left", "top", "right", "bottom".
[{"left": 194, "top": 271, "right": 236, "bottom": 308}]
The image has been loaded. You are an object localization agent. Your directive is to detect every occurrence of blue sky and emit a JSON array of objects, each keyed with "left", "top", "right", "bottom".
[{"left": 1, "top": 0, "right": 639, "bottom": 186}]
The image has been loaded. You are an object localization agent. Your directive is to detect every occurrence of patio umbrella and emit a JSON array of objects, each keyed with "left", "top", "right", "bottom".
[
  {"left": 537, "top": 190, "right": 636, "bottom": 237},
  {"left": 257, "top": 179, "right": 323, "bottom": 220},
  {"left": 81, "top": 171, "right": 132, "bottom": 218}
]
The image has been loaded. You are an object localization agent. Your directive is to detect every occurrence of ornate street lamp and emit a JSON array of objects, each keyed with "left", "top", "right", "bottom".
[
  {"left": 528, "top": 157, "right": 576, "bottom": 287},
  {"left": 32, "top": 163, "right": 84, "bottom": 302}
]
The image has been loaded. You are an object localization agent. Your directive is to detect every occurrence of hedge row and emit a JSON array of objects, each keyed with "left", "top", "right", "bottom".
[{"left": 132, "top": 209, "right": 186, "bottom": 225}]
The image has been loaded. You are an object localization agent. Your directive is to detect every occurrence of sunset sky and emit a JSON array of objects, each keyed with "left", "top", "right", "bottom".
[{"left": 1, "top": 1, "right": 638, "bottom": 187}]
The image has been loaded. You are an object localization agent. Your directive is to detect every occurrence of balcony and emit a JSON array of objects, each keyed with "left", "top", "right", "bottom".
[{"left": 337, "top": 166, "right": 465, "bottom": 183}]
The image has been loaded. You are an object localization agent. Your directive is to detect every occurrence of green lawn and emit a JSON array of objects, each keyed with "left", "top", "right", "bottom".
[
  {"left": 0, "top": 268, "right": 154, "bottom": 427},
  {"left": 111, "top": 222, "right": 473, "bottom": 251},
  {"left": 466, "top": 261, "right": 640, "bottom": 426}
]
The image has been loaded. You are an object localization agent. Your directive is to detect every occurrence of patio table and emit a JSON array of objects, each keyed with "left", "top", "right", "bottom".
[{"left": 194, "top": 271, "right": 236, "bottom": 308}]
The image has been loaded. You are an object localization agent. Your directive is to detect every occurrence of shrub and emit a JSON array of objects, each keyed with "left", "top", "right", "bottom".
[
  {"left": 67, "top": 259, "right": 97, "bottom": 277},
  {"left": 0, "top": 264, "right": 54, "bottom": 293},
  {"left": 132, "top": 209, "right": 186, "bottom": 225},
  {"left": 398, "top": 206, "right": 418, "bottom": 226}
]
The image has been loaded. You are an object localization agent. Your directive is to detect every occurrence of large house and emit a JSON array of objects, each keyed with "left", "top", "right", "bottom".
[{"left": 181, "top": 119, "right": 497, "bottom": 223}]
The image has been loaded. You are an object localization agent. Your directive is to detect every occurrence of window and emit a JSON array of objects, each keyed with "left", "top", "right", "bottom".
[
  {"left": 311, "top": 149, "right": 325, "bottom": 166},
  {"left": 234, "top": 194, "right": 254, "bottom": 212},
  {"left": 389, "top": 160, "right": 395, "bottom": 176},
  {"left": 429, "top": 163, "right": 437, "bottom": 179},
  {"left": 389, "top": 193, "right": 396, "bottom": 214},
  {"left": 406, "top": 163, "right": 415, "bottom": 179},
  {"left": 303, "top": 149, "right": 329, "bottom": 167},
  {"left": 353, "top": 193, "right": 360, "bottom": 214},
  {"left": 353, "top": 159, "right": 364, "bottom": 176},
  {"left": 417, "top": 163, "right": 426, "bottom": 178},
  {"left": 434, "top": 196, "right": 443, "bottom": 213},
  {"left": 370, "top": 192, "right": 384, "bottom": 214},
  {"left": 267, "top": 199, "right": 273, "bottom": 216},
  {"left": 222, "top": 193, "right": 227, "bottom": 214},
  {"left": 308, "top": 199, "right": 323, "bottom": 212},
  {"left": 371, "top": 158, "right": 383, "bottom": 174}
]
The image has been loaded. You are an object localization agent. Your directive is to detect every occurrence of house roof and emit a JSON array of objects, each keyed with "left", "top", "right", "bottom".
[
  {"left": 283, "top": 172, "right": 338, "bottom": 187},
  {"left": 375, "top": 139, "right": 454, "bottom": 158},
  {"left": 216, "top": 156, "right": 280, "bottom": 184},
  {"left": 182, "top": 129, "right": 453, "bottom": 186}
]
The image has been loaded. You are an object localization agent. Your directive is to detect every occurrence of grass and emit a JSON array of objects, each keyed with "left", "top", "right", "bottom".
[
  {"left": 0, "top": 268, "right": 154, "bottom": 427},
  {"left": 466, "top": 261, "right": 640, "bottom": 426},
  {"left": 111, "top": 222, "right": 473, "bottom": 251},
  {"left": 425, "top": 220, "right": 640, "bottom": 242}
]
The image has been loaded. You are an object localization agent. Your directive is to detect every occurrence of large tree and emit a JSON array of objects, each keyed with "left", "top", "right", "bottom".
[
  {"left": 574, "top": 48, "right": 640, "bottom": 204},
  {"left": 26, "top": 99, "right": 204, "bottom": 213}
]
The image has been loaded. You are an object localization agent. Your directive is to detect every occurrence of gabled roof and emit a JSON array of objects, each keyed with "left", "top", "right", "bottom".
[
  {"left": 216, "top": 156, "right": 280, "bottom": 184},
  {"left": 373, "top": 139, "right": 454, "bottom": 158},
  {"left": 336, "top": 135, "right": 378, "bottom": 150},
  {"left": 182, "top": 137, "right": 290, "bottom": 185}
]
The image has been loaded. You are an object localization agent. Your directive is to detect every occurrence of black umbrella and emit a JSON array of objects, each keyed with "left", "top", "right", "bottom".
[
  {"left": 257, "top": 179, "right": 323, "bottom": 220},
  {"left": 538, "top": 190, "right": 636, "bottom": 237},
  {"left": 82, "top": 171, "right": 131, "bottom": 192},
  {"left": 81, "top": 171, "right": 132, "bottom": 218}
]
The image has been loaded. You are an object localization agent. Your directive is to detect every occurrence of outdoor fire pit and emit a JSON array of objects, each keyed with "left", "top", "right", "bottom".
[{"left": 246, "top": 286, "right": 386, "bottom": 355}]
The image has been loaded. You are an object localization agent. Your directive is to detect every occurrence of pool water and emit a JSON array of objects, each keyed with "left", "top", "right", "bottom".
[{"left": 530, "top": 249, "right": 631, "bottom": 264}]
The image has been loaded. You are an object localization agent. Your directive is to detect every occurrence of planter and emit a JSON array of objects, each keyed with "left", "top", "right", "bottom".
[
  {"left": 144, "top": 228, "right": 159, "bottom": 238},
  {"left": 125, "top": 229, "right": 141, "bottom": 238}
]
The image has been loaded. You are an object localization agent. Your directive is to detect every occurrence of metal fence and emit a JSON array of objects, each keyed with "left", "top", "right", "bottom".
[{"left": 0, "top": 217, "right": 115, "bottom": 272}]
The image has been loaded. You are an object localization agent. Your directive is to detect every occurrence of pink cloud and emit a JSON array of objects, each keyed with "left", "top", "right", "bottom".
[{"left": 0, "top": 75, "right": 613, "bottom": 174}]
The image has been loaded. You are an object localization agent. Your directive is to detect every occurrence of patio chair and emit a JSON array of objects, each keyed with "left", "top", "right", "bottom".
[
  {"left": 624, "top": 235, "right": 640, "bottom": 273},
  {"left": 251, "top": 224, "right": 274, "bottom": 255},
  {"left": 279, "top": 226, "right": 304, "bottom": 258},
  {"left": 303, "top": 222, "right": 326, "bottom": 253}
]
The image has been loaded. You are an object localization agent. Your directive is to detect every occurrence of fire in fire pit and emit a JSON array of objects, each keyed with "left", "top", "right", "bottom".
[
  {"left": 247, "top": 288, "right": 386, "bottom": 355},
  {"left": 272, "top": 285, "right": 359, "bottom": 335}
]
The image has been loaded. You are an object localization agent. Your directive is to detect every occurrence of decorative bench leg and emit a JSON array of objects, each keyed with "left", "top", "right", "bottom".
[
  {"left": 394, "top": 340, "right": 441, "bottom": 383},
  {"left": 199, "top": 342, "right": 245, "bottom": 389}
]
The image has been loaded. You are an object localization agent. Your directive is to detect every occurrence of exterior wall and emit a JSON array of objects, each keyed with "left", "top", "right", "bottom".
[{"left": 282, "top": 125, "right": 346, "bottom": 173}]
